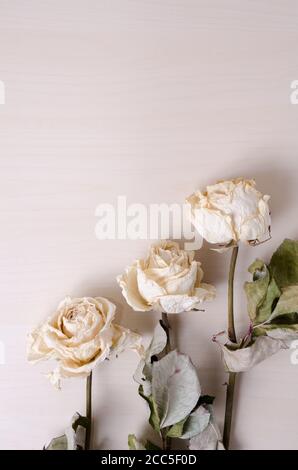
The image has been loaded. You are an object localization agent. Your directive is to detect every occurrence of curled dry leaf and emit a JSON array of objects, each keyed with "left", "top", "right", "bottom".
[{"left": 216, "top": 335, "right": 285, "bottom": 373}]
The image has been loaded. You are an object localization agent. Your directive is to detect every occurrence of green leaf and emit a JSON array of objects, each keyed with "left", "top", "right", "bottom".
[
  {"left": 245, "top": 259, "right": 281, "bottom": 325},
  {"left": 45, "top": 413, "right": 89, "bottom": 451},
  {"left": 138, "top": 385, "right": 160, "bottom": 432},
  {"left": 226, "top": 239, "right": 298, "bottom": 373},
  {"left": 166, "top": 417, "right": 188, "bottom": 438},
  {"left": 189, "top": 405, "right": 223, "bottom": 450},
  {"left": 66, "top": 412, "right": 89, "bottom": 450},
  {"left": 152, "top": 350, "right": 201, "bottom": 428},
  {"left": 133, "top": 321, "right": 167, "bottom": 396},
  {"left": 269, "top": 239, "right": 298, "bottom": 288},
  {"left": 167, "top": 406, "right": 211, "bottom": 439},
  {"left": 180, "top": 406, "right": 210, "bottom": 439},
  {"left": 244, "top": 260, "right": 270, "bottom": 322},
  {"left": 128, "top": 434, "right": 146, "bottom": 450},
  {"left": 44, "top": 435, "right": 68, "bottom": 450},
  {"left": 145, "top": 440, "right": 162, "bottom": 450},
  {"left": 148, "top": 321, "right": 168, "bottom": 358},
  {"left": 248, "top": 258, "right": 268, "bottom": 277},
  {"left": 256, "top": 276, "right": 281, "bottom": 323},
  {"left": 269, "top": 285, "right": 298, "bottom": 321},
  {"left": 254, "top": 322, "right": 298, "bottom": 336}
]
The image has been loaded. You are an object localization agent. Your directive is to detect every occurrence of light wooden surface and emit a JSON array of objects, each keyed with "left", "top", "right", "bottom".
[{"left": 1, "top": 0, "right": 298, "bottom": 450}]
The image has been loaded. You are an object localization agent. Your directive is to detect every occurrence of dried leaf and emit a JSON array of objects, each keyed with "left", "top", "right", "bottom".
[
  {"left": 152, "top": 350, "right": 201, "bottom": 428},
  {"left": 180, "top": 406, "right": 210, "bottom": 439},
  {"left": 128, "top": 434, "right": 146, "bottom": 450},
  {"left": 218, "top": 336, "right": 283, "bottom": 373},
  {"left": 269, "top": 239, "right": 298, "bottom": 288},
  {"left": 269, "top": 285, "right": 298, "bottom": 321},
  {"left": 189, "top": 405, "right": 223, "bottom": 450},
  {"left": 45, "top": 413, "right": 89, "bottom": 450},
  {"left": 133, "top": 321, "right": 167, "bottom": 396},
  {"left": 138, "top": 385, "right": 160, "bottom": 433}
]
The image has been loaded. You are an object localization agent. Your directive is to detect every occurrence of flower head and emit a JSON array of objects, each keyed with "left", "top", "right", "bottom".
[
  {"left": 117, "top": 240, "right": 215, "bottom": 314},
  {"left": 27, "top": 296, "right": 142, "bottom": 388},
  {"left": 186, "top": 178, "right": 271, "bottom": 246}
]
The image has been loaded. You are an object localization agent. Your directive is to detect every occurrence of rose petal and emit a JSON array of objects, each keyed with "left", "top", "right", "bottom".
[
  {"left": 117, "top": 264, "right": 152, "bottom": 312},
  {"left": 191, "top": 207, "right": 235, "bottom": 244},
  {"left": 136, "top": 267, "right": 166, "bottom": 303},
  {"left": 155, "top": 294, "right": 203, "bottom": 314}
]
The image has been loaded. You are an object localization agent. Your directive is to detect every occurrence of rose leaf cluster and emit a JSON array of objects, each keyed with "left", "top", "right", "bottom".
[
  {"left": 217, "top": 239, "right": 298, "bottom": 372},
  {"left": 129, "top": 322, "right": 223, "bottom": 450}
]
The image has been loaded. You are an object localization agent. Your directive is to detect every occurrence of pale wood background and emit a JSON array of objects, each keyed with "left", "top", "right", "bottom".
[{"left": 1, "top": 0, "right": 298, "bottom": 450}]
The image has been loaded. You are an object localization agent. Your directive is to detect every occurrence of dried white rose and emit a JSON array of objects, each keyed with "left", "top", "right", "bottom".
[
  {"left": 27, "top": 296, "right": 142, "bottom": 388},
  {"left": 186, "top": 178, "right": 271, "bottom": 245},
  {"left": 117, "top": 240, "right": 215, "bottom": 314}
]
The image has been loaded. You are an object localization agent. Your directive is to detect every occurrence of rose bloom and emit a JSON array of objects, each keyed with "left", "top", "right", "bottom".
[
  {"left": 186, "top": 178, "right": 271, "bottom": 245},
  {"left": 117, "top": 241, "right": 215, "bottom": 314},
  {"left": 27, "top": 296, "right": 142, "bottom": 388}
]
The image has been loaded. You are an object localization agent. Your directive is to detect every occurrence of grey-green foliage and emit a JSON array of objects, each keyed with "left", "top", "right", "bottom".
[
  {"left": 245, "top": 239, "right": 298, "bottom": 334},
  {"left": 128, "top": 434, "right": 161, "bottom": 450},
  {"left": 270, "top": 238, "right": 298, "bottom": 288},
  {"left": 130, "top": 321, "right": 222, "bottom": 450},
  {"left": 221, "top": 239, "right": 298, "bottom": 373},
  {"left": 45, "top": 413, "right": 90, "bottom": 450}
]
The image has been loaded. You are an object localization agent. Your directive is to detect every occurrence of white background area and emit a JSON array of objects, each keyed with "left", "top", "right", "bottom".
[{"left": 1, "top": 0, "right": 298, "bottom": 450}]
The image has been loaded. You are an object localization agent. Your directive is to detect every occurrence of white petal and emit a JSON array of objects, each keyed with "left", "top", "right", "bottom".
[
  {"left": 191, "top": 208, "right": 235, "bottom": 244},
  {"left": 111, "top": 324, "right": 144, "bottom": 357},
  {"left": 194, "top": 283, "right": 216, "bottom": 302},
  {"left": 187, "top": 179, "right": 270, "bottom": 245},
  {"left": 27, "top": 326, "right": 55, "bottom": 363},
  {"left": 136, "top": 267, "right": 166, "bottom": 303},
  {"left": 94, "top": 297, "right": 116, "bottom": 329},
  {"left": 155, "top": 294, "right": 202, "bottom": 314},
  {"left": 163, "top": 262, "right": 197, "bottom": 295},
  {"left": 117, "top": 264, "right": 152, "bottom": 312}
]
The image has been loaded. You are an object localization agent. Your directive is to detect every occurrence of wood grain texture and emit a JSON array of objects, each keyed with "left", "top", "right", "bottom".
[{"left": 0, "top": 0, "right": 298, "bottom": 449}]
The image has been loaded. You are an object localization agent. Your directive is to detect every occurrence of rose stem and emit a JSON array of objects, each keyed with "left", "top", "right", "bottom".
[
  {"left": 85, "top": 371, "right": 92, "bottom": 450},
  {"left": 223, "top": 245, "right": 239, "bottom": 450},
  {"left": 161, "top": 312, "right": 172, "bottom": 451}
]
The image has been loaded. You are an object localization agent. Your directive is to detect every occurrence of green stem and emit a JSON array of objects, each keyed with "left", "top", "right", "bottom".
[
  {"left": 162, "top": 312, "right": 172, "bottom": 354},
  {"left": 161, "top": 312, "right": 172, "bottom": 451},
  {"left": 223, "top": 371, "right": 236, "bottom": 449},
  {"left": 85, "top": 371, "right": 92, "bottom": 450},
  {"left": 223, "top": 245, "right": 239, "bottom": 450},
  {"left": 227, "top": 246, "right": 238, "bottom": 344}
]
